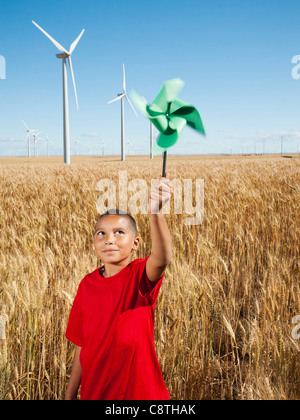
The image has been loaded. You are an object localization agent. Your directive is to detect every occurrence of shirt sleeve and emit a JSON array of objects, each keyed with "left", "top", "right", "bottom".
[
  {"left": 137, "top": 255, "right": 165, "bottom": 305},
  {"left": 65, "top": 282, "right": 84, "bottom": 347}
]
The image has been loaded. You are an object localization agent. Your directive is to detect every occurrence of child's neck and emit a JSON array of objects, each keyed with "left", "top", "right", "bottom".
[{"left": 99, "top": 256, "right": 133, "bottom": 278}]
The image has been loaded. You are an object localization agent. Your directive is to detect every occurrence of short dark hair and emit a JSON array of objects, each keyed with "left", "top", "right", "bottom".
[{"left": 95, "top": 209, "right": 138, "bottom": 237}]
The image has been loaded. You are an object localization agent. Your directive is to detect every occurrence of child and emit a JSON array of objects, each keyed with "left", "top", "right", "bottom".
[{"left": 65, "top": 173, "right": 174, "bottom": 400}]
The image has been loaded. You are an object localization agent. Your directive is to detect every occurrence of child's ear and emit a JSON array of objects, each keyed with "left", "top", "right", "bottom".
[{"left": 132, "top": 237, "right": 140, "bottom": 250}]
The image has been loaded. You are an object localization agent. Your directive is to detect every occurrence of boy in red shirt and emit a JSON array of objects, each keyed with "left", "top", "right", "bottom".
[{"left": 65, "top": 173, "right": 174, "bottom": 400}]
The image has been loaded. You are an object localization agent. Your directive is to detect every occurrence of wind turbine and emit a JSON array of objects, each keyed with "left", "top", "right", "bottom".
[
  {"left": 32, "top": 20, "right": 85, "bottom": 165},
  {"left": 127, "top": 140, "right": 133, "bottom": 155},
  {"left": 22, "top": 120, "right": 38, "bottom": 157},
  {"left": 74, "top": 138, "right": 80, "bottom": 157},
  {"left": 108, "top": 64, "right": 138, "bottom": 161},
  {"left": 32, "top": 132, "right": 42, "bottom": 157}
]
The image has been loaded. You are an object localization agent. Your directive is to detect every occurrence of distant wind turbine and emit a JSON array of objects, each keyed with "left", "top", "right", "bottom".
[
  {"left": 22, "top": 120, "right": 38, "bottom": 157},
  {"left": 32, "top": 132, "right": 42, "bottom": 157},
  {"left": 127, "top": 140, "right": 133, "bottom": 155},
  {"left": 74, "top": 139, "right": 80, "bottom": 157},
  {"left": 32, "top": 20, "right": 85, "bottom": 165},
  {"left": 108, "top": 64, "right": 138, "bottom": 161}
]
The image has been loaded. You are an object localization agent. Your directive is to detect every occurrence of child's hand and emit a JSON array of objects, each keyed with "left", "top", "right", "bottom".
[{"left": 148, "top": 172, "right": 174, "bottom": 214}]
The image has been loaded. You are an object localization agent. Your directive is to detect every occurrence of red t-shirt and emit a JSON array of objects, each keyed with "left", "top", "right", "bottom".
[{"left": 65, "top": 255, "right": 170, "bottom": 400}]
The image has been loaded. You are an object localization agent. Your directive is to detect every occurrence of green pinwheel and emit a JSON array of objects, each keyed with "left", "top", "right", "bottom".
[{"left": 130, "top": 78, "right": 205, "bottom": 176}]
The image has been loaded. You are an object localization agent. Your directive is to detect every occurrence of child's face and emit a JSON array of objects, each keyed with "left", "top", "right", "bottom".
[{"left": 94, "top": 215, "right": 140, "bottom": 262}]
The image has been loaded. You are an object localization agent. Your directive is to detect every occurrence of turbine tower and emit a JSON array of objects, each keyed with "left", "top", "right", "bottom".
[
  {"left": 108, "top": 64, "right": 138, "bottom": 161},
  {"left": 22, "top": 120, "right": 38, "bottom": 157},
  {"left": 32, "top": 20, "right": 85, "bottom": 165}
]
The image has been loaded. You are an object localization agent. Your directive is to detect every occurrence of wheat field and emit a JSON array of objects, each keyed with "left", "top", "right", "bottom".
[{"left": 0, "top": 154, "right": 299, "bottom": 400}]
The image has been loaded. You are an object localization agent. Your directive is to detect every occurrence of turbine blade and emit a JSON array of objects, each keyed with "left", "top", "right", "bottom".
[
  {"left": 123, "top": 64, "right": 126, "bottom": 93},
  {"left": 22, "top": 120, "right": 29, "bottom": 130},
  {"left": 108, "top": 94, "right": 125, "bottom": 104},
  {"left": 125, "top": 95, "right": 138, "bottom": 117},
  {"left": 69, "top": 29, "right": 85, "bottom": 54},
  {"left": 68, "top": 56, "right": 79, "bottom": 110},
  {"left": 32, "top": 20, "right": 68, "bottom": 53}
]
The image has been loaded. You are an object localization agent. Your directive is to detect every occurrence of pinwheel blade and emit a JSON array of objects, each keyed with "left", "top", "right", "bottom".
[
  {"left": 130, "top": 90, "right": 168, "bottom": 131},
  {"left": 152, "top": 78, "right": 185, "bottom": 114},
  {"left": 156, "top": 117, "right": 187, "bottom": 149},
  {"left": 32, "top": 21, "right": 68, "bottom": 54},
  {"left": 125, "top": 95, "right": 138, "bottom": 117},
  {"left": 149, "top": 114, "right": 169, "bottom": 134},
  {"left": 69, "top": 29, "right": 85, "bottom": 54},
  {"left": 168, "top": 116, "right": 187, "bottom": 133},
  {"left": 108, "top": 94, "right": 125, "bottom": 104},
  {"left": 130, "top": 91, "right": 162, "bottom": 117},
  {"left": 130, "top": 90, "right": 148, "bottom": 116},
  {"left": 68, "top": 56, "right": 79, "bottom": 110},
  {"left": 170, "top": 98, "right": 205, "bottom": 134}
]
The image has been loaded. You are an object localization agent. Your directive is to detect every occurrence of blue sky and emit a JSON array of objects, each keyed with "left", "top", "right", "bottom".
[{"left": 0, "top": 0, "right": 300, "bottom": 157}]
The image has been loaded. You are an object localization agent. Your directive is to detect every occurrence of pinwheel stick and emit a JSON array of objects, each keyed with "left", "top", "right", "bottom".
[{"left": 162, "top": 151, "right": 167, "bottom": 177}]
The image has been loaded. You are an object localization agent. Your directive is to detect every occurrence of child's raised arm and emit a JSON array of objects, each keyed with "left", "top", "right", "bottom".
[{"left": 146, "top": 172, "right": 174, "bottom": 282}]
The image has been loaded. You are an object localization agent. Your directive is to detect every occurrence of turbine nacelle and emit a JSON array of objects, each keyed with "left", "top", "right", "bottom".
[{"left": 56, "top": 53, "right": 70, "bottom": 59}]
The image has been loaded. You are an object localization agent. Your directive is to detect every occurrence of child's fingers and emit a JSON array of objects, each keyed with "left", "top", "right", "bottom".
[
  {"left": 160, "top": 172, "right": 172, "bottom": 183},
  {"left": 150, "top": 176, "right": 174, "bottom": 205},
  {"left": 157, "top": 178, "right": 173, "bottom": 189},
  {"left": 155, "top": 183, "right": 172, "bottom": 193},
  {"left": 150, "top": 190, "right": 173, "bottom": 202},
  {"left": 150, "top": 190, "right": 173, "bottom": 199}
]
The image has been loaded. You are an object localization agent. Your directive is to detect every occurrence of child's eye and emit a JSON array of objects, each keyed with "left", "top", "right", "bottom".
[{"left": 97, "top": 230, "right": 124, "bottom": 236}]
